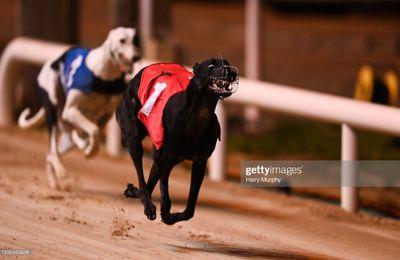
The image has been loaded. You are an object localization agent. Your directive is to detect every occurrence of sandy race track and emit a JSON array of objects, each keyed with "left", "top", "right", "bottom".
[{"left": 0, "top": 128, "right": 400, "bottom": 259}]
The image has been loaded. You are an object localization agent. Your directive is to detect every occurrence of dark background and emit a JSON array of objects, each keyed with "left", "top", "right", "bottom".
[{"left": 1, "top": 0, "right": 399, "bottom": 97}]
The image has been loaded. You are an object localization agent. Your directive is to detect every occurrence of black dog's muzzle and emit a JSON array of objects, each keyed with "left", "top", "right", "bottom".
[{"left": 208, "top": 65, "right": 239, "bottom": 99}]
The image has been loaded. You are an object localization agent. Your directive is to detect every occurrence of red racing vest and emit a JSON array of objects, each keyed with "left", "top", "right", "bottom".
[{"left": 138, "top": 63, "right": 194, "bottom": 149}]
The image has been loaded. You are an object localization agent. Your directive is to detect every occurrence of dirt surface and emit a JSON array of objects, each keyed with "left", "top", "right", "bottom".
[{"left": 0, "top": 128, "right": 400, "bottom": 259}]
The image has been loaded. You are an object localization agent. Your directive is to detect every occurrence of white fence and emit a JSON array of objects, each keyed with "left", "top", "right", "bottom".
[
  {"left": 215, "top": 78, "right": 400, "bottom": 213},
  {"left": 0, "top": 38, "right": 70, "bottom": 126},
  {"left": 2, "top": 37, "right": 400, "bottom": 213}
]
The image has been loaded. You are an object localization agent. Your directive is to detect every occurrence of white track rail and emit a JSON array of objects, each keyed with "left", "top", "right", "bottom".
[
  {"left": 0, "top": 37, "right": 70, "bottom": 126},
  {"left": 217, "top": 79, "right": 400, "bottom": 213},
  {"left": 2, "top": 37, "right": 400, "bottom": 213}
]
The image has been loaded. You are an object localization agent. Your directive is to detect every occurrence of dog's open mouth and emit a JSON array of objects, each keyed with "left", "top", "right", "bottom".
[
  {"left": 209, "top": 79, "right": 236, "bottom": 94},
  {"left": 118, "top": 56, "right": 135, "bottom": 72},
  {"left": 208, "top": 65, "right": 239, "bottom": 97}
]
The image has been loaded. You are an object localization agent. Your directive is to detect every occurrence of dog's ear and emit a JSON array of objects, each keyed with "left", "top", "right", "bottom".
[
  {"left": 133, "top": 31, "right": 141, "bottom": 48},
  {"left": 103, "top": 31, "right": 118, "bottom": 62},
  {"left": 193, "top": 62, "right": 200, "bottom": 74},
  {"left": 105, "top": 29, "right": 114, "bottom": 46},
  {"left": 193, "top": 62, "right": 209, "bottom": 87},
  {"left": 103, "top": 34, "right": 112, "bottom": 53}
]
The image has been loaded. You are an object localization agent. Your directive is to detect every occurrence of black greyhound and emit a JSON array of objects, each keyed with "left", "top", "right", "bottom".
[{"left": 116, "top": 58, "right": 238, "bottom": 225}]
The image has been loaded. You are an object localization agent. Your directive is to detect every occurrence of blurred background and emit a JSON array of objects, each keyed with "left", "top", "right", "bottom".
[{"left": 1, "top": 0, "right": 400, "bottom": 217}]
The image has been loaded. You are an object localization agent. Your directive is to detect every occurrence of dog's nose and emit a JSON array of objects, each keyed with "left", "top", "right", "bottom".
[
  {"left": 228, "top": 71, "right": 237, "bottom": 81},
  {"left": 132, "top": 56, "right": 141, "bottom": 62}
]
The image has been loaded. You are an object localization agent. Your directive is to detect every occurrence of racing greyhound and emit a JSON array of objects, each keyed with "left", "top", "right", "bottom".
[
  {"left": 116, "top": 58, "right": 238, "bottom": 224},
  {"left": 18, "top": 27, "right": 141, "bottom": 189}
]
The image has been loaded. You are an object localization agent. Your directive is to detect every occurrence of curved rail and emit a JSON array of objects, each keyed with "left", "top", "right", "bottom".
[
  {"left": 230, "top": 78, "right": 400, "bottom": 136},
  {"left": 0, "top": 37, "right": 69, "bottom": 126}
]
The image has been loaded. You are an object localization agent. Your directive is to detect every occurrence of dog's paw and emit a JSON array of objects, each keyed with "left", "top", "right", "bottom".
[
  {"left": 161, "top": 213, "right": 177, "bottom": 225},
  {"left": 46, "top": 154, "right": 69, "bottom": 189},
  {"left": 71, "top": 130, "right": 88, "bottom": 150},
  {"left": 55, "top": 165, "right": 69, "bottom": 180},
  {"left": 161, "top": 211, "right": 182, "bottom": 225},
  {"left": 84, "top": 132, "right": 100, "bottom": 158},
  {"left": 124, "top": 183, "right": 140, "bottom": 198},
  {"left": 57, "top": 175, "right": 74, "bottom": 192},
  {"left": 46, "top": 162, "right": 60, "bottom": 190},
  {"left": 144, "top": 204, "right": 157, "bottom": 221},
  {"left": 161, "top": 211, "right": 192, "bottom": 225}
]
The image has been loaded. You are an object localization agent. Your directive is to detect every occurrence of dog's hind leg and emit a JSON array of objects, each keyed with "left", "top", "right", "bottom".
[
  {"left": 124, "top": 163, "right": 159, "bottom": 199},
  {"left": 39, "top": 88, "right": 68, "bottom": 189},
  {"left": 117, "top": 92, "right": 156, "bottom": 219},
  {"left": 46, "top": 126, "right": 68, "bottom": 189},
  {"left": 62, "top": 90, "right": 100, "bottom": 158},
  {"left": 161, "top": 159, "right": 206, "bottom": 225},
  {"left": 126, "top": 135, "right": 157, "bottom": 220}
]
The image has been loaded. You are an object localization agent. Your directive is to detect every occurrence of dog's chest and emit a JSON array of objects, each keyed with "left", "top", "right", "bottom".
[{"left": 78, "top": 93, "right": 120, "bottom": 121}]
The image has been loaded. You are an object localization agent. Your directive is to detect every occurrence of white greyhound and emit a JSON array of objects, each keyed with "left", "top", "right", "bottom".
[{"left": 18, "top": 27, "right": 141, "bottom": 189}]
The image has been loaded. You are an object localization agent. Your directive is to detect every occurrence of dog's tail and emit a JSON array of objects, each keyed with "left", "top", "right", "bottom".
[{"left": 18, "top": 107, "right": 45, "bottom": 129}]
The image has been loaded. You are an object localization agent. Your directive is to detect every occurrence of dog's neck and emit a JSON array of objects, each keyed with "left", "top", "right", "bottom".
[
  {"left": 86, "top": 43, "right": 123, "bottom": 81},
  {"left": 184, "top": 80, "right": 218, "bottom": 142}
]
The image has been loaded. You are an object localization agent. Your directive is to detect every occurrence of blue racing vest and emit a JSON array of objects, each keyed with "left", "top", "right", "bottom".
[{"left": 59, "top": 47, "right": 127, "bottom": 95}]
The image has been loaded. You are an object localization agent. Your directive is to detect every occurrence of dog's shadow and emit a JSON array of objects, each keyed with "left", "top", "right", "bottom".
[
  {"left": 69, "top": 188, "right": 335, "bottom": 259},
  {"left": 168, "top": 240, "right": 334, "bottom": 259}
]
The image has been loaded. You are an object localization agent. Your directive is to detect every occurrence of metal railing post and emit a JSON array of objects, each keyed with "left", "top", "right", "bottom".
[
  {"left": 209, "top": 102, "right": 226, "bottom": 181},
  {"left": 341, "top": 123, "right": 358, "bottom": 213}
]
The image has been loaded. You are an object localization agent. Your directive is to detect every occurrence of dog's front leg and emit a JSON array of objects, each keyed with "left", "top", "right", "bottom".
[
  {"left": 156, "top": 160, "right": 177, "bottom": 221},
  {"left": 160, "top": 174, "right": 172, "bottom": 222},
  {"left": 62, "top": 90, "right": 100, "bottom": 157},
  {"left": 161, "top": 160, "right": 206, "bottom": 225}
]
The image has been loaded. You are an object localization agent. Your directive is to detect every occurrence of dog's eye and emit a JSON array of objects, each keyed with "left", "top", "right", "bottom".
[{"left": 119, "top": 38, "right": 126, "bottom": 44}]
